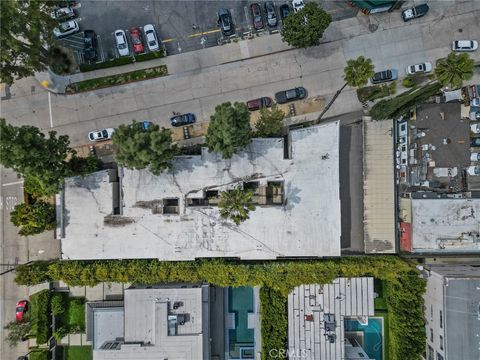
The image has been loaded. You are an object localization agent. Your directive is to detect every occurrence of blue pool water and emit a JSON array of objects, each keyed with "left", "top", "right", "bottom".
[
  {"left": 344, "top": 318, "right": 383, "bottom": 360},
  {"left": 227, "top": 286, "right": 255, "bottom": 359}
]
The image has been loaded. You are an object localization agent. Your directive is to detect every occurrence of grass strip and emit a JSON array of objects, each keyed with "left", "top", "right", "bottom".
[{"left": 79, "top": 49, "right": 164, "bottom": 72}]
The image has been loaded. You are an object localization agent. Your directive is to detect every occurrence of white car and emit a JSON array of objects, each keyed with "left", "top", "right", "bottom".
[
  {"left": 53, "top": 20, "right": 79, "bottom": 38},
  {"left": 292, "top": 0, "right": 305, "bottom": 13},
  {"left": 50, "top": 7, "right": 76, "bottom": 20},
  {"left": 114, "top": 30, "right": 130, "bottom": 57},
  {"left": 406, "top": 62, "right": 432, "bottom": 75},
  {"left": 471, "top": 153, "right": 480, "bottom": 162},
  {"left": 471, "top": 123, "right": 480, "bottom": 134},
  {"left": 144, "top": 24, "right": 160, "bottom": 51},
  {"left": 467, "top": 166, "right": 480, "bottom": 176},
  {"left": 452, "top": 40, "right": 478, "bottom": 52},
  {"left": 88, "top": 128, "right": 115, "bottom": 142}
]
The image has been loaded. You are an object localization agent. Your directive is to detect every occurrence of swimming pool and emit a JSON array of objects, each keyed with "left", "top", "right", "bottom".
[
  {"left": 226, "top": 286, "right": 255, "bottom": 359},
  {"left": 344, "top": 317, "right": 384, "bottom": 360}
]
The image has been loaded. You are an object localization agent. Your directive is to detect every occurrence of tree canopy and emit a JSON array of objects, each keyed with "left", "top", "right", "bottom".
[
  {"left": 434, "top": 52, "right": 474, "bottom": 89},
  {"left": 0, "top": 0, "right": 57, "bottom": 85},
  {"left": 218, "top": 186, "right": 256, "bottom": 225},
  {"left": 344, "top": 56, "right": 375, "bottom": 88},
  {"left": 206, "top": 102, "right": 252, "bottom": 159},
  {"left": 10, "top": 200, "right": 56, "bottom": 236},
  {"left": 112, "top": 121, "right": 177, "bottom": 175},
  {"left": 280, "top": 3, "right": 332, "bottom": 48},
  {"left": 255, "top": 104, "right": 285, "bottom": 137}
]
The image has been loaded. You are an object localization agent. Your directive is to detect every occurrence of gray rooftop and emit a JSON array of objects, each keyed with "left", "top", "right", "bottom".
[
  {"left": 288, "top": 278, "right": 374, "bottom": 360},
  {"left": 411, "top": 198, "right": 480, "bottom": 253},
  {"left": 60, "top": 122, "right": 341, "bottom": 261}
]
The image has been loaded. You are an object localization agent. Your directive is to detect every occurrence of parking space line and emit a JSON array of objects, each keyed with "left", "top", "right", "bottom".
[
  {"left": 188, "top": 29, "right": 221, "bottom": 38},
  {"left": 48, "top": 92, "right": 53, "bottom": 128}
]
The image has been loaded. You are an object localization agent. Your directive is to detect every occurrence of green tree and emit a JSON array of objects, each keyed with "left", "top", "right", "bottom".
[
  {"left": 0, "top": 0, "right": 57, "bottom": 85},
  {"left": 434, "top": 52, "right": 474, "bottom": 89},
  {"left": 206, "top": 102, "right": 252, "bottom": 159},
  {"left": 255, "top": 105, "right": 285, "bottom": 137},
  {"left": 4, "top": 320, "right": 30, "bottom": 347},
  {"left": 10, "top": 200, "right": 56, "bottom": 236},
  {"left": 112, "top": 121, "right": 176, "bottom": 175},
  {"left": 218, "top": 186, "right": 256, "bottom": 225},
  {"left": 280, "top": 3, "right": 332, "bottom": 48}
]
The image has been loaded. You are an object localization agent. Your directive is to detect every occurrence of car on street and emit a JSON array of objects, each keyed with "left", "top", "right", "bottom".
[
  {"left": 115, "top": 30, "right": 130, "bottom": 57},
  {"left": 144, "top": 24, "right": 160, "bottom": 51},
  {"left": 50, "top": 7, "right": 76, "bottom": 20},
  {"left": 452, "top": 40, "right": 478, "bottom": 52},
  {"left": 250, "top": 3, "right": 264, "bottom": 30},
  {"left": 406, "top": 62, "right": 432, "bottom": 75},
  {"left": 470, "top": 111, "right": 480, "bottom": 120},
  {"left": 83, "top": 30, "right": 97, "bottom": 63},
  {"left": 471, "top": 137, "right": 480, "bottom": 147},
  {"left": 402, "top": 4, "right": 429, "bottom": 21},
  {"left": 292, "top": 0, "right": 305, "bottom": 13},
  {"left": 88, "top": 128, "right": 115, "bottom": 142},
  {"left": 16, "top": 300, "right": 28, "bottom": 322},
  {"left": 53, "top": 20, "right": 79, "bottom": 38},
  {"left": 471, "top": 153, "right": 480, "bottom": 162},
  {"left": 218, "top": 9, "right": 234, "bottom": 36},
  {"left": 280, "top": 4, "right": 291, "bottom": 20},
  {"left": 247, "top": 97, "right": 273, "bottom": 111},
  {"left": 467, "top": 165, "right": 480, "bottom": 176},
  {"left": 471, "top": 123, "right": 480, "bottom": 134},
  {"left": 265, "top": 1, "right": 278, "bottom": 27},
  {"left": 371, "top": 69, "right": 398, "bottom": 84},
  {"left": 130, "top": 27, "right": 145, "bottom": 54},
  {"left": 275, "top": 87, "right": 307, "bottom": 104},
  {"left": 171, "top": 113, "right": 196, "bottom": 127}
]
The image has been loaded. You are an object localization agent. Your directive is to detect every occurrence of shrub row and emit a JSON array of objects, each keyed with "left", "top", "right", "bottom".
[
  {"left": 260, "top": 287, "right": 288, "bottom": 360},
  {"left": 357, "top": 82, "right": 396, "bottom": 103},
  {"left": 29, "top": 290, "right": 51, "bottom": 344},
  {"left": 79, "top": 49, "right": 165, "bottom": 72}
]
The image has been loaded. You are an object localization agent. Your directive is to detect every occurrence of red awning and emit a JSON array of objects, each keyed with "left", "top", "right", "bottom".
[{"left": 400, "top": 222, "right": 412, "bottom": 252}]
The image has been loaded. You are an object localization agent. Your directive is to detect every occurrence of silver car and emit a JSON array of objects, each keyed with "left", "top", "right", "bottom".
[
  {"left": 265, "top": 1, "right": 278, "bottom": 27},
  {"left": 115, "top": 30, "right": 130, "bottom": 57},
  {"left": 53, "top": 20, "right": 79, "bottom": 38}
]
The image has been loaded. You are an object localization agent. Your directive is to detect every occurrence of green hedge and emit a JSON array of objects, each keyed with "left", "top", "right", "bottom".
[
  {"left": 79, "top": 49, "right": 164, "bottom": 72},
  {"left": 29, "top": 349, "right": 49, "bottom": 360},
  {"left": 260, "top": 288, "right": 288, "bottom": 360},
  {"left": 29, "top": 290, "right": 51, "bottom": 344}
]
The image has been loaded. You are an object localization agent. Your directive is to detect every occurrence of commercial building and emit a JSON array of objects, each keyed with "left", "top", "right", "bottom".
[{"left": 423, "top": 264, "right": 480, "bottom": 360}]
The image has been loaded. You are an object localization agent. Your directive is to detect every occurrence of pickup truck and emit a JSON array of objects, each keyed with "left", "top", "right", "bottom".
[{"left": 402, "top": 4, "right": 429, "bottom": 22}]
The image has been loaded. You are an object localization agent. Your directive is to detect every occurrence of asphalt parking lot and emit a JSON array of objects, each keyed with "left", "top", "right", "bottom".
[{"left": 60, "top": 0, "right": 358, "bottom": 62}]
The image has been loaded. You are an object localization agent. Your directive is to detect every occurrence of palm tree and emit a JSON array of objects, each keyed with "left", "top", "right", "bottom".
[
  {"left": 218, "top": 186, "right": 256, "bottom": 225},
  {"left": 316, "top": 56, "right": 375, "bottom": 123},
  {"left": 434, "top": 52, "right": 474, "bottom": 89}
]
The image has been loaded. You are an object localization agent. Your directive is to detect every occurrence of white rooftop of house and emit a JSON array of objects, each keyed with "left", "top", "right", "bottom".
[
  {"left": 411, "top": 198, "right": 480, "bottom": 253},
  {"left": 59, "top": 122, "right": 341, "bottom": 261},
  {"left": 93, "top": 285, "right": 209, "bottom": 360},
  {"left": 288, "top": 278, "right": 374, "bottom": 360}
]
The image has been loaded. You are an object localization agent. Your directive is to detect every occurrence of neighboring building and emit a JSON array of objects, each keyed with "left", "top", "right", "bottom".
[
  {"left": 58, "top": 122, "right": 341, "bottom": 261},
  {"left": 423, "top": 264, "right": 480, "bottom": 360},
  {"left": 350, "top": 0, "right": 398, "bottom": 14},
  {"left": 288, "top": 278, "right": 378, "bottom": 360},
  {"left": 89, "top": 284, "right": 210, "bottom": 360}
]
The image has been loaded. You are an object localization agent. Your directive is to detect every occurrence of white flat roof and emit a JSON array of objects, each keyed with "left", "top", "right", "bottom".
[
  {"left": 60, "top": 122, "right": 341, "bottom": 260},
  {"left": 411, "top": 198, "right": 480, "bottom": 253}
]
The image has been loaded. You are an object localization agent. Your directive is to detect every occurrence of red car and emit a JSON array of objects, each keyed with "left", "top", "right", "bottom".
[
  {"left": 130, "top": 27, "right": 145, "bottom": 54},
  {"left": 16, "top": 300, "right": 28, "bottom": 321},
  {"left": 247, "top": 97, "right": 272, "bottom": 111}
]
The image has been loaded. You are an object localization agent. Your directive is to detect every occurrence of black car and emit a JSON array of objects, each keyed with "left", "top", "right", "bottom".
[
  {"left": 371, "top": 69, "right": 398, "bottom": 84},
  {"left": 217, "top": 9, "right": 234, "bottom": 36},
  {"left": 402, "top": 4, "right": 429, "bottom": 21},
  {"left": 471, "top": 137, "right": 480, "bottom": 147},
  {"left": 279, "top": 4, "right": 290, "bottom": 20},
  {"left": 275, "top": 87, "right": 307, "bottom": 104},
  {"left": 83, "top": 30, "right": 97, "bottom": 63},
  {"left": 171, "top": 113, "right": 196, "bottom": 127}
]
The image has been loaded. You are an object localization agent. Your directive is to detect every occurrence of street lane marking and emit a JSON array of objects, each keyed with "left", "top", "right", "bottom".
[
  {"left": 162, "top": 38, "right": 176, "bottom": 43},
  {"left": 188, "top": 29, "right": 220, "bottom": 38},
  {"left": 2, "top": 180, "right": 24, "bottom": 187},
  {"left": 0, "top": 196, "right": 18, "bottom": 211},
  {"left": 48, "top": 92, "right": 53, "bottom": 128}
]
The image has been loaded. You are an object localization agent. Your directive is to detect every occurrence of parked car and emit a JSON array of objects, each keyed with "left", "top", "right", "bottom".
[
  {"left": 471, "top": 153, "right": 480, "bottom": 162},
  {"left": 471, "top": 137, "right": 480, "bottom": 147},
  {"left": 218, "top": 9, "right": 234, "bottom": 36},
  {"left": 171, "top": 113, "right": 196, "bottom": 127},
  {"left": 247, "top": 97, "right": 273, "bottom": 111},
  {"left": 275, "top": 87, "right": 307, "bottom": 104},
  {"left": 250, "top": 3, "right": 264, "bottom": 30},
  {"left": 402, "top": 4, "right": 429, "bottom": 21},
  {"left": 470, "top": 111, "right": 480, "bottom": 121},
  {"left": 371, "top": 69, "right": 398, "bottom": 84},
  {"left": 50, "top": 7, "right": 76, "bottom": 20},
  {"left": 467, "top": 165, "right": 480, "bottom": 176},
  {"left": 88, "top": 128, "right": 115, "bottom": 142},
  {"left": 83, "top": 30, "right": 97, "bottom": 63},
  {"left": 472, "top": 98, "right": 480, "bottom": 107},
  {"left": 471, "top": 123, "right": 480, "bottom": 134},
  {"left": 279, "top": 4, "right": 291, "bottom": 20},
  {"left": 53, "top": 20, "right": 79, "bottom": 38},
  {"left": 16, "top": 357, "right": 28, "bottom": 360},
  {"left": 16, "top": 300, "right": 28, "bottom": 322},
  {"left": 144, "top": 24, "right": 160, "bottom": 51},
  {"left": 452, "top": 40, "right": 479, "bottom": 52},
  {"left": 130, "top": 27, "right": 145, "bottom": 54},
  {"left": 141, "top": 121, "right": 152, "bottom": 130},
  {"left": 292, "top": 0, "right": 305, "bottom": 13},
  {"left": 114, "top": 30, "right": 130, "bottom": 57},
  {"left": 406, "top": 62, "right": 432, "bottom": 75},
  {"left": 265, "top": 1, "right": 278, "bottom": 27}
]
